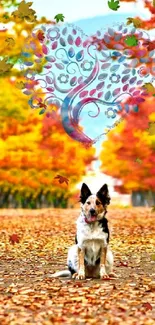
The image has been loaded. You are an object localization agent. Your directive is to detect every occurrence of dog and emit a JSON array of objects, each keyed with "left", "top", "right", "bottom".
[{"left": 51, "top": 183, "right": 114, "bottom": 279}]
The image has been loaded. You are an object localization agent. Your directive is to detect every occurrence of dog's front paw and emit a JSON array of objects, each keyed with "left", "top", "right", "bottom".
[
  {"left": 73, "top": 269, "right": 85, "bottom": 280},
  {"left": 100, "top": 266, "right": 110, "bottom": 280}
]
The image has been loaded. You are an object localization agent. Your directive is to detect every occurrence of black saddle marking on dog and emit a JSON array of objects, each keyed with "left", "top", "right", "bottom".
[{"left": 98, "top": 217, "right": 110, "bottom": 243}]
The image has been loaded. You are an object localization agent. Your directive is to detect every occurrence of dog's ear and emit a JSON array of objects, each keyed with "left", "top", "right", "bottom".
[
  {"left": 97, "top": 184, "right": 111, "bottom": 205},
  {"left": 80, "top": 183, "right": 92, "bottom": 204}
]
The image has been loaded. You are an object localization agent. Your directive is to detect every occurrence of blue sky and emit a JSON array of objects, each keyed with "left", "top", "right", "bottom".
[{"left": 31, "top": 0, "right": 150, "bottom": 23}]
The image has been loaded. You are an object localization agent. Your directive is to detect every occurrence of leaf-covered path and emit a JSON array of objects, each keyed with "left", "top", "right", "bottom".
[{"left": 0, "top": 208, "right": 154, "bottom": 324}]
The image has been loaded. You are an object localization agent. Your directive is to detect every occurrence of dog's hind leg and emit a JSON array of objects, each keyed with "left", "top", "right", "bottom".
[{"left": 51, "top": 245, "right": 79, "bottom": 278}]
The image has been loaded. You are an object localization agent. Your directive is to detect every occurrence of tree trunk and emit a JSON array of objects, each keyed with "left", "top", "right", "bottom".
[{"left": 131, "top": 191, "right": 147, "bottom": 206}]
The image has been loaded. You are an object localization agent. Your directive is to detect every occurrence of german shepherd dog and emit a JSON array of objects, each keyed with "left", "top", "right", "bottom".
[{"left": 51, "top": 183, "right": 114, "bottom": 279}]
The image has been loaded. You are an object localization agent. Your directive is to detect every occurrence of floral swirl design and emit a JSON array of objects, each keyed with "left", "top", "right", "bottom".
[{"left": 20, "top": 23, "right": 155, "bottom": 144}]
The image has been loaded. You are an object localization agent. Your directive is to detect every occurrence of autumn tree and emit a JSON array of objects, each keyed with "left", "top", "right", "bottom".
[
  {"left": 0, "top": 1, "right": 96, "bottom": 208},
  {"left": 93, "top": 0, "right": 155, "bottom": 206},
  {"left": 0, "top": 76, "right": 96, "bottom": 208},
  {"left": 100, "top": 95, "right": 155, "bottom": 206}
]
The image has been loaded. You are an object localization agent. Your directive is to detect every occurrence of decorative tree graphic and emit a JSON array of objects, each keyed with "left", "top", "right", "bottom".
[{"left": 20, "top": 22, "right": 155, "bottom": 145}]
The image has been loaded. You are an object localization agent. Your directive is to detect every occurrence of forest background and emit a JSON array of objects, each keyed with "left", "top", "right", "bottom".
[{"left": 0, "top": 0, "right": 155, "bottom": 209}]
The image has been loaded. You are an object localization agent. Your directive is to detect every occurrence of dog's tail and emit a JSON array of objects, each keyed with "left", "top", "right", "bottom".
[{"left": 50, "top": 270, "right": 71, "bottom": 278}]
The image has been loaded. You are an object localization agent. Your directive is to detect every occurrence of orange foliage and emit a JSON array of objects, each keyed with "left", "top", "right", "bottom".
[
  {"left": 120, "top": 0, "right": 155, "bottom": 29},
  {"left": 100, "top": 95, "right": 155, "bottom": 193},
  {"left": 0, "top": 76, "right": 96, "bottom": 206}
]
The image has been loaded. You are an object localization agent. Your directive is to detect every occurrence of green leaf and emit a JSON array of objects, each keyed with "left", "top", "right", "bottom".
[
  {"left": 3, "top": 13, "right": 10, "bottom": 19},
  {"left": 124, "top": 35, "right": 138, "bottom": 47},
  {"left": 108, "top": 0, "right": 120, "bottom": 11},
  {"left": 54, "top": 13, "right": 65, "bottom": 23}
]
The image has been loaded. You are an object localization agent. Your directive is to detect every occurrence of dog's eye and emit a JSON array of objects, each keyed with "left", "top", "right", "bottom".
[
  {"left": 96, "top": 201, "right": 101, "bottom": 205},
  {"left": 87, "top": 201, "right": 91, "bottom": 205}
]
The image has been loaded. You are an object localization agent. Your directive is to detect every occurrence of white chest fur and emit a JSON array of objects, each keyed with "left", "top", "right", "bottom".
[{"left": 76, "top": 217, "right": 108, "bottom": 266}]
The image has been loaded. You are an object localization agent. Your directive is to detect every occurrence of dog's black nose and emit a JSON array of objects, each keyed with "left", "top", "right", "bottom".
[{"left": 90, "top": 208, "right": 96, "bottom": 215}]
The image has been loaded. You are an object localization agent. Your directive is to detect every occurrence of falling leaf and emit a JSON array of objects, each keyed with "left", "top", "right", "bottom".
[
  {"left": 0, "top": 57, "right": 13, "bottom": 74},
  {"left": 108, "top": 0, "right": 120, "bottom": 11},
  {"left": 54, "top": 14, "right": 65, "bottom": 23},
  {"left": 5, "top": 37, "right": 15, "bottom": 47},
  {"left": 54, "top": 175, "right": 69, "bottom": 185},
  {"left": 2, "top": 13, "right": 10, "bottom": 22},
  {"left": 126, "top": 17, "right": 142, "bottom": 28},
  {"left": 142, "top": 83, "right": 155, "bottom": 95},
  {"left": 12, "top": 0, "right": 37, "bottom": 23},
  {"left": 124, "top": 35, "right": 138, "bottom": 47},
  {"left": 16, "top": 81, "right": 25, "bottom": 89}
]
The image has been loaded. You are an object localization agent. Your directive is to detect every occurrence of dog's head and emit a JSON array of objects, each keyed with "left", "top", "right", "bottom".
[{"left": 80, "top": 183, "right": 111, "bottom": 223}]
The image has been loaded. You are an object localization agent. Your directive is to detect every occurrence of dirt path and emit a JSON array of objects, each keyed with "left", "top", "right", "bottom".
[{"left": 0, "top": 208, "right": 154, "bottom": 324}]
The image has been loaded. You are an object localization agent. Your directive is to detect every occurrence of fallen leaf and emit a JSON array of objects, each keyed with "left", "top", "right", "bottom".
[
  {"left": 142, "top": 302, "right": 152, "bottom": 311},
  {"left": 9, "top": 234, "right": 20, "bottom": 245}
]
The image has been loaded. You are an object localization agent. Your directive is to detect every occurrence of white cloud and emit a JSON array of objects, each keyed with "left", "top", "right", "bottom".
[{"left": 31, "top": 0, "right": 150, "bottom": 23}]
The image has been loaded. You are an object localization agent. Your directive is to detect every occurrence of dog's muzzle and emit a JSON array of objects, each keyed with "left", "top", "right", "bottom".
[{"left": 85, "top": 209, "right": 97, "bottom": 223}]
